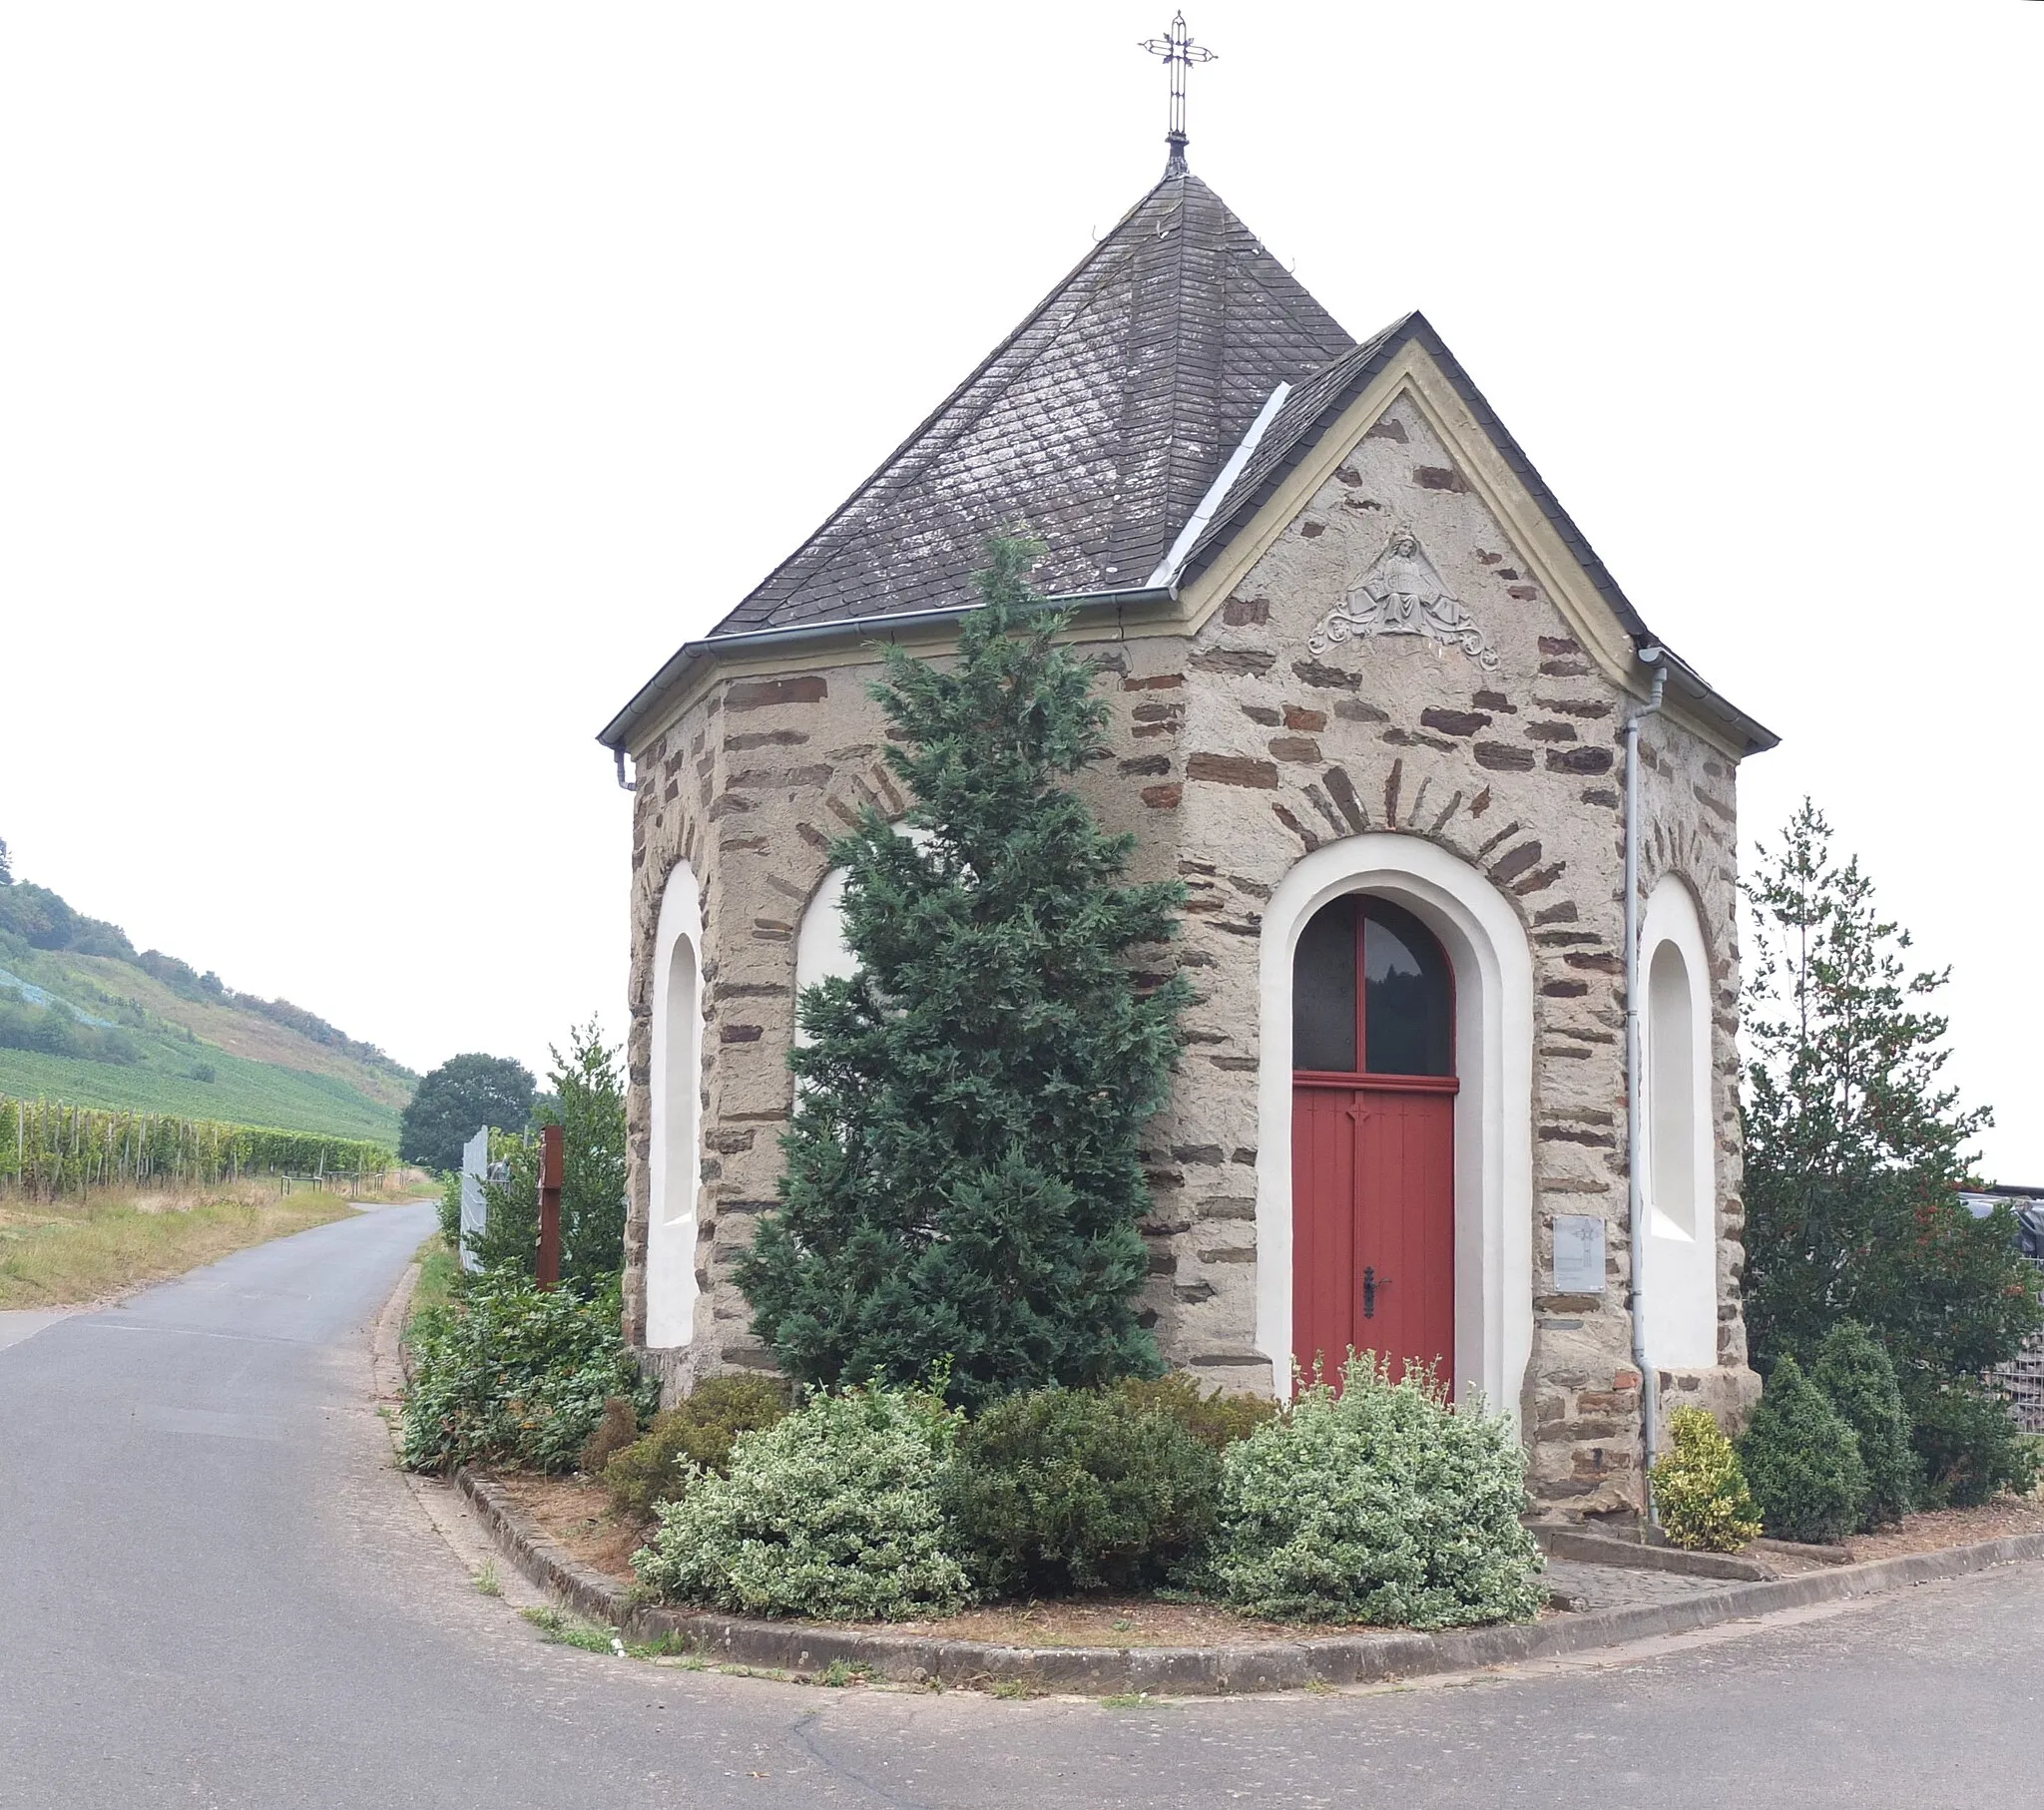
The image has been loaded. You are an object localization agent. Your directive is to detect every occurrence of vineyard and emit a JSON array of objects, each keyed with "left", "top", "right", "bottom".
[{"left": 2, "top": 1094, "right": 393, "bottom": 1200}]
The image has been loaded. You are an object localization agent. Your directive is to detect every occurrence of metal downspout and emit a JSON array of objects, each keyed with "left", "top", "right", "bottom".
[{"left": 1624, "top": 649, "right": 1668, "bottom": 1515}]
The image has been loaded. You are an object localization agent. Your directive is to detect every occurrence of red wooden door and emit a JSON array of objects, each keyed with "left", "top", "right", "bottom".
[
  {"left": 1290, "top": 896, "right": 1457, "bottom": 1390},
  {"left": 1292, "top": 1080, "right": 1455, "bottom": 1385}
]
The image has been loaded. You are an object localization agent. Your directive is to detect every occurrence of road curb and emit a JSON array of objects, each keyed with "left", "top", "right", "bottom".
[
  {"left": 453, "top": 1466, "right": 2044, "bottom": 1695},
  {"left": 370, "top": 1258, "right": 419, "bottom": 1448}
]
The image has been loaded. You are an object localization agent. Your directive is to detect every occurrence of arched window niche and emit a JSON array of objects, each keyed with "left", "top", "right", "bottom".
[
  {"left": 794, "top": 865, "right": 859, "bottom": 1046},
  {"left": 1638, "top": 874, "right": 1718, "bottom": 1370},
  {"left": 1258, "top": 833, "right": 1535, "bottom": 1417},
  {"left": 793, "top": 827, "right": 934, "bottom": 1044},
  {"left": 646, "top": 862, "right": 704, "bottom": 1349}
]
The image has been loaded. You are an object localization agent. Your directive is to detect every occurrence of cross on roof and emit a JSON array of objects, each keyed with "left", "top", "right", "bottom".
[{"left": 1140, "top": 12, "right": 1216, "bottom": 177}]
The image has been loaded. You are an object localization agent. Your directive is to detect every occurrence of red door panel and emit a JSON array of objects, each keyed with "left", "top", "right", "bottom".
[
  {"left": 1290, "top": 1086, "right": 1355, "bottom": 1386},
  {"left": 1292, "top": 1081, "right": 1455, "bottom": 1389},
  {"left": 1353, "top": 1089, "right": 1455, "bottom": 1384}
]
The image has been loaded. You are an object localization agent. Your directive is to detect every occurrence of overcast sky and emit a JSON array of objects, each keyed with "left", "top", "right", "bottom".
[{"left": 2, "top": 3, "right": 2039, "bottom": 1172}]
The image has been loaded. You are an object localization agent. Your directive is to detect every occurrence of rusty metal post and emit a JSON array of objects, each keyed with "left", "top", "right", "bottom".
[{"left": 536, "top": 1123, "right": 563, "bottom": 1289}]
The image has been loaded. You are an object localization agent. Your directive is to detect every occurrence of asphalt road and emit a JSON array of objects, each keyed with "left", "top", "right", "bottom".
[{"left": 5, "top": 1202, "right": 2043, "bottom": 1809}]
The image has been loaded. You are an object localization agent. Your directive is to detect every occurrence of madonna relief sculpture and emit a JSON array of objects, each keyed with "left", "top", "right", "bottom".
[{"left": 1306, "top": 526, "right": 1501, "bottom": 674}]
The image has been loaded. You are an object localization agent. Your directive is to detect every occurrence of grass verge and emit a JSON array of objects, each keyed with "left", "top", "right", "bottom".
[
  {"left": 0, "top": 1177, "right": 356, "bottom": 1308},
  {"left": 408, "top": 1232, "right": 460, "bottom": 1325}
]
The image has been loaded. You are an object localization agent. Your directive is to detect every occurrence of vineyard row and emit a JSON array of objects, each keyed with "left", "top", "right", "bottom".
[{"left": 2, "top": 1095, "right": 395, "bottom": 1200}]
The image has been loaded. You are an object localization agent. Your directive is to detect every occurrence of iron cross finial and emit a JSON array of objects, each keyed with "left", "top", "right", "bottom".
[{"left": 1139, "top": 13, "right": 1216, "bottom": 177}]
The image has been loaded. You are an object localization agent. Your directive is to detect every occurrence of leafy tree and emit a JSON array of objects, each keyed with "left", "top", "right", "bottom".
[
  {"left": 400, "top": 1052, "right": 536, "bottom": 1173},
  {"left": 736, "top": 533, "right": 1190, "bottom": 1408},
  {"left": 461, "top": 1023, "right": 628, "bottom": 1292},
  {"left": 552, "top": 1019, "right": 629, "bottom": 1288},
  {"left": 0, "top": 836, "right": 11, "bottom": 884},
  {"left": 1742, "top": 801, "right": 2042, "bottom": 1499},
  {"left": 0, "top": 880, "right": 135, "bottom": 959}
]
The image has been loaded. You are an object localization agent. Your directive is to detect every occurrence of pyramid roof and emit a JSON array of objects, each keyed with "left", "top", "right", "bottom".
[{"left": 709, "top": 169, "right": 1355, "bottom": 638}]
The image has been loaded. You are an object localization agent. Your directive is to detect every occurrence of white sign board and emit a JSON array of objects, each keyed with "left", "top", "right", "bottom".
[
  {"left": 1552, "top": 1214, "right": 1606, "bottom": 1296},
  {"left": 459, "top": 1128, "right": 490, "bottom": 1273}
]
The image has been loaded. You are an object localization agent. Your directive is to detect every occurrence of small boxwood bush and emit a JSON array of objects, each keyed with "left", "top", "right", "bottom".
[
  {"left": 1119, "top": 1372, "right": 1280, "bottom": 1450},
  {"left": 603, "top": 1375, "right": 789, "bottom": 1515},
  {"left": 1198, "top": 1356, "right": 1544, "bottom": 1629},
  {"left": 944, "top": 1385, "right": 1224, "bottom": 1596},
  {"left": 1909, "top": 1382, "right": 2041, "bottom": 1509},
  {"left": 1811, "top": 1322, "right": 1915, "bottom": 1529},
  {"left": 400, "top": 1276, "right": 656, "bottom": 1474},
  {"left": 633, "top": 1384, "right": 969, "bottom": 1620},
  {"left": 1650, "top": 1406, "right": 1762, "bottom": 1552},
  {"left": 1739, "top": 1354, "right": 1867, "bottom": 1543}
]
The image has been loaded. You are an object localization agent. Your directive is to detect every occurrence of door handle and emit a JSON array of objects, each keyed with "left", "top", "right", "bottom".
[{"left": 1362, "top": 1265, "right": 1378, "bottom": 1319}]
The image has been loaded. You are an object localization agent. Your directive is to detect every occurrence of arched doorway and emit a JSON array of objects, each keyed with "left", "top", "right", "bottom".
[{"left": 1290, "top": 893, "right": 1458, "bottom": 1387}]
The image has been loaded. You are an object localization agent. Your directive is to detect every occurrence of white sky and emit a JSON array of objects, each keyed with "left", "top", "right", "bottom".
[{"left": 2, "top": 3, "right": 2039, "bottom": 1174}]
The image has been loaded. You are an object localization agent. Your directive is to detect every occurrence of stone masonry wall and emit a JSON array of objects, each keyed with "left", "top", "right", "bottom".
[{"left": 620, "top": 391, "right": 1761, "bottom": 1515}]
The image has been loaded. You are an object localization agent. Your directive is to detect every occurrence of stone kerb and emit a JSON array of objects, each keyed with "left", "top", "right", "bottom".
[{"left": 456, "top": 1468, "right": 2044, "bottom": 1698}]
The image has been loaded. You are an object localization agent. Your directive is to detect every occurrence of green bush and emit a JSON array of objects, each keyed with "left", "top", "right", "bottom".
[
  {"left": 1908, "top": 1382, "right": 2041, "bottom": 1509},
  {"left": 437, "top": 1169, "right": 462, "bottom": 1248},
  {"left": 1650, "top": 1406, "right": 1762, "bottom": 1552},
  {"left": 1197, "top": 1356, "right": 1543, "bottom": 1629},
  {"left": 1738, "top": 1355, "right": 1867, "bottom": 1543},
  {"left": 578, "top": 1395, "right": 644, "bottom": 1475},
  {"left": 602, "top": 1375, "right": 790, "bottom": 1516},
  {"left": 1811, "top": 1322, "right": 1916, "bottom": 1528},
  {"left": 400, "top": 1276, "right": 656, "bottom": 1474},
  {"left": 633, "top": 1384, "right": 969, "bottom": 1620},
  {"left": 1118, "top": 1372, "right": 1280, "bottom": 1450},
  {"left": 945, "top": 1386, "right": 1223, "bottom": 1596}
]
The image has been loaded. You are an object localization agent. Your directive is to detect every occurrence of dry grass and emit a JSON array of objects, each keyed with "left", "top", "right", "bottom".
[
  {"left": 490, "top": 1471, "right": 655, "bottom": 1581},
  {"left": 0, "top": 1175, "right": 357, "bottom": 1308},
  {"left": 1760, "top": 1496, "right": 2044, "bottom": 1571}
]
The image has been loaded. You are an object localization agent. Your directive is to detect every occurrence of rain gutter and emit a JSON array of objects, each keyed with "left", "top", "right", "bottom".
[{"left": 598, "top": 585, "right": 1179, "bottom": 763}]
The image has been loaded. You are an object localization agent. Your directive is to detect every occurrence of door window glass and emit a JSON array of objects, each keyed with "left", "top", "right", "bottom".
[
  {"left": 1292, "top": 895, "right": 1357, "bottom": 1072},
  {"left": 1362, "top": 900, "right": 1453, "bottom": 1077}
]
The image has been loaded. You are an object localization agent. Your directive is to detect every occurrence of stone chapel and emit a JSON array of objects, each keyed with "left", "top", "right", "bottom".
[{"left": 600, "top": 146, "right": 1777, "bottom": 1516}]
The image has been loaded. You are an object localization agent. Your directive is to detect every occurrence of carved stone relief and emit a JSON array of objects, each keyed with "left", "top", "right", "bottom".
[{"left": 1306, "top": 527, "right": 1501, "bottom": 674}]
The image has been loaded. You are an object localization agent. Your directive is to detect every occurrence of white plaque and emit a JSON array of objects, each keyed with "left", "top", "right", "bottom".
[
  {"left": 1553, "top": 1214, "right": 1606, "bottom": 1295},
  {"left": 459, "top": 1127, "right": 490, "bottom": 1272}
]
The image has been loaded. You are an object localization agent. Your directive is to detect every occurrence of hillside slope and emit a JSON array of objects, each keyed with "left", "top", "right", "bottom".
[{"left": 0, "top": 868, "right": 412, "bottom": 1144}]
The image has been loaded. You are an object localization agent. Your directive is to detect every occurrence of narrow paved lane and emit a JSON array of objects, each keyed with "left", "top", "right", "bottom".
[{"left": 5, "top": 1205, "right": 2041, "bottom": 1808}]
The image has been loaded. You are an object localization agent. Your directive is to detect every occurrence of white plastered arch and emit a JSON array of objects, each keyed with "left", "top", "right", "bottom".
[
  {"left": 1258, "top": 833, "right": 1535, "bottom": 1418},
  {"left": 646, "top": 861, "right": 704, "bottom": 1349},
  {"left": 1638, "top": 872, "right": 1718, "bottom": 1369},
  {"left": 794, "top": 865, "right": 858, "bottom": 1038},
  {"left": 793, "top": 825, "right": 934, "bottom": 1034}
]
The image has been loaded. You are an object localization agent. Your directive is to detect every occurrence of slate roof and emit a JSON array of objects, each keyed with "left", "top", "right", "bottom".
[
  {"left": 607, "top": 167, "right": 1775, "bottom": 758},
  {"left": 709, "top": 169, "right": 1356, "bottom": 638}
]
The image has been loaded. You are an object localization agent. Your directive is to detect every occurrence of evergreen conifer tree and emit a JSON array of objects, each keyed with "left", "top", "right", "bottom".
[
  {"left": 736, "top": 534, "right": 1190, "bottom": 1408},
  {"left": 1811, "top": 1321, "right": 1916, "bottom": 1529},
  {"left": 1737, "top": 1354, "right": 1867, "bottom": 1544},
  {"left": 1743, "top": 801, "right": 2041, "bottom": 1499}
]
